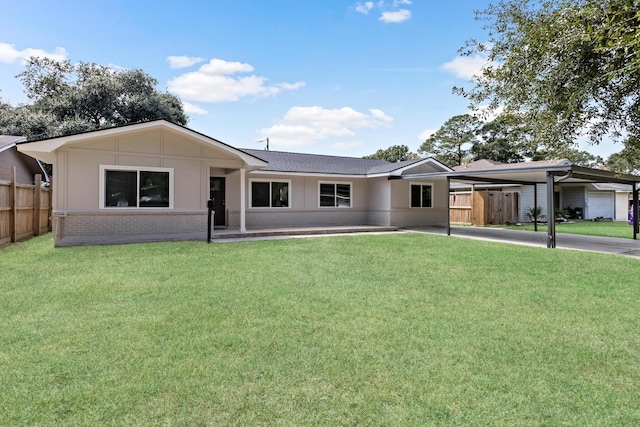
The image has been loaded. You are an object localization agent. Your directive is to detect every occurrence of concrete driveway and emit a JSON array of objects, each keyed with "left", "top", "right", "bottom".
[{"left": 412, "top": 226, "right": 640, "bottom": 259}]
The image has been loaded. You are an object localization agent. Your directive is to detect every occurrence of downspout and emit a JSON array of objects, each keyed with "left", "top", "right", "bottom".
[{"left": 546, "top": 172, "right": 556, "bottom": 248}]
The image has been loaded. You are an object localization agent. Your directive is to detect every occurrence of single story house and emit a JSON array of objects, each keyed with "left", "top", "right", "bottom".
[
  {"left": 1, "top": 135, "right": 48, "bottom": 184},
  {"left": 17, "top": 120, "right": 452, "bottom": 246},
  {"left": 452, "top": 160, "right": 634, "bottom": 222}
]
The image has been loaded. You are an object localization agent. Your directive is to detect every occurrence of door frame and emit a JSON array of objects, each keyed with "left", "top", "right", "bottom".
[{"left": 209, "top": 176, "right": 226, "bottom": 227}]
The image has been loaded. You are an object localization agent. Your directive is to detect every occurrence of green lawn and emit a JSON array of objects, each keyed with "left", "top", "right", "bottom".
[
  {"left": 1, "top": 234, "right": 639, "bottom": 426},
  {"left": 503, "top": 220, "right": 636, "bottom": 239}
]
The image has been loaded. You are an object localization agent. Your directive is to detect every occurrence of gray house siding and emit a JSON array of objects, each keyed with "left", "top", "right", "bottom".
[
  {"left": 0, "top": 145, "right": 38, "bottom": 184},
  {"left": 518, "top": 183, "right": 549, "bottom": 222}
]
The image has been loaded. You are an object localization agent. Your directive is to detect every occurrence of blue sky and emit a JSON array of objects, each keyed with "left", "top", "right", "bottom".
[{"left": 0, "top": 0, "right": 617, "bottom": 158}]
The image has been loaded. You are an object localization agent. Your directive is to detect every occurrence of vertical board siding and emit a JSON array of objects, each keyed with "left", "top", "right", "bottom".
[
  {"left": 0, "top": 171, "right": 51, "bottom": 246},
  {"left": 450, "top": 190, "right": 519, "bottom": 225}
]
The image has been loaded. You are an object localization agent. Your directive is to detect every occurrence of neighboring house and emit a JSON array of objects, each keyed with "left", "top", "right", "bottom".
[
  {"left": 0, "top": 135, "right": 48, "bottom": 184},
  {"left": 17, "top": 120, "right": 452, "bottom": 246},
  {"left": 452, "top": 159, "right": 631, "bottom": 222}
]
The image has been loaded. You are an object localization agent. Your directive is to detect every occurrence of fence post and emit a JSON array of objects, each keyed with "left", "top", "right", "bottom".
[
  {"left": 33, "top": 174, "right": 42, "bottom": 236},
  {"left": 10, "top": 166, "right": 16, "bottom": 243}
]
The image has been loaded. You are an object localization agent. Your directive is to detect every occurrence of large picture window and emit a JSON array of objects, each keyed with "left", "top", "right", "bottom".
[
  {"left": 250, "top": 180, "right": 290, "bottom": 208},
  {"left": 411, "top": 183, "right": 433, "bottom": 208},
  {"left": 319, "top": 182, "right": 351, "bottom": 208},
  {"left": 100, "top": 166, "right": 173, "bottom": 208}
]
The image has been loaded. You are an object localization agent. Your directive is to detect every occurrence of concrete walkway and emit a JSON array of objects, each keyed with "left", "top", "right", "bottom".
[{"left": 410, "top": 226, "right": 640, "bottom": 259}]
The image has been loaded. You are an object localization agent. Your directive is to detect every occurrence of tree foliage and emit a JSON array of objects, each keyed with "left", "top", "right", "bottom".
[
  {"left": 471, "top": 113, "right": 528, "bottom": 163},
  {"left": 605, "top": 144, "right": 640, "bottom": 175},
  {"left": 456, "top": 0, "right": 640, "bottom": 154},
  {"left": 363, "top": 144, "right": 418, "bottom": 162},
  {"left": 418, "top": 114, "right": 478, "bottom": 167},
  {"left": 0, "top": 57, "right": 187, "bottom": 141}
]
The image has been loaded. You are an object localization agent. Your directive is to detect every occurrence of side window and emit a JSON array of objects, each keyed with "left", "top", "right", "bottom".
[
  {"left": 319, "top": 182, "right": 351, "bottom": 207},
  {"left": 102, "top": 166, "right": 173, "bottom": 208},
  {"left": 411, "top": 183, "right": 432, "bottom": 208},
  {"left": 251, "top": 180, "right": 290, "bottom": 208}
]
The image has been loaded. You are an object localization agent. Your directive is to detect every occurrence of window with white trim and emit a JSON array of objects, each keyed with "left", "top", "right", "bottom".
[
  {"left": 100, "top": 165, "right": 173, "bottom": 208},
  {"left": 410, "top": 183, "right": 433, "bottom": 208},
  {"left": 250, "top": 180, "right": 290, "bottom": 208},
  {"left": 319, "top": 182, "right": 351, "bottom": 208}
]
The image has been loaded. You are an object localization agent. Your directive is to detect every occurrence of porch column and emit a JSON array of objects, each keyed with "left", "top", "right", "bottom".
[
  {"left": 633, "top": 182, "right": 638, "bottom": 240},
  {"left": 446, "top": 176, "right": 451, "bottom": 236},
  {"left": 546, "top": 172, "right": 556, "bottom": 248},
  {"left": 240, "top": 167, "right": 247, "bottom": 233},
  {"left": 533, "top": 183, "right": 538, "bottom": 232}
]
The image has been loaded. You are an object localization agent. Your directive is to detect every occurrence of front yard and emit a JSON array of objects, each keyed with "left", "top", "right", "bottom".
[
  {"left": 503, "top": 219, "right": 636, "bottom": 239},
  {"left": 1, "top": 234, "right": 638, "bottom": 425}
]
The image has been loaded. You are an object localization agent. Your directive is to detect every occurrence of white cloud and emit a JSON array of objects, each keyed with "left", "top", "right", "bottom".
[
  {"left": 441, "top": 54, "right": 492, "bottom": 80},
  {"left": 182, "top": 102, "right": 208, "bottom": 115},
  {"left": 259, "top": 106, "right": 393, "bottom": 147},
  {"left": 419, "top": 129, "right": 438, "bottom": 141},
  {"left": 393, "top": 0, "right": 412, "bottom": 6},
  {"left": 167, "top": 58, "right": 305, "bottom": 103},
  {"left": 107, "top": 63, "right": 126, "bottom": 71},
  {"left": 0, "top": 42, "right": 68, "bottom": 64},
  {"left": 167, "top": 55, "right": 204, "bottom": 69},
  {"left": 276, "top": 81, "right": 306, "bottom": 91},
  {"left": 355, "top": 1, "right": 374, "bottom": 14},
  {"left": 199, "top": 58, "right": 254, "bottom": 75},
  {"left": 379, "top": 9, "right": 411, "bottom": 23}
]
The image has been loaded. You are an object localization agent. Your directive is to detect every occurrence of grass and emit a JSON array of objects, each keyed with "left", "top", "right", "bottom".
[
  {"left": 1, "top": 233, "right": 639, "bottom": 426},
  {"left": 502, "top": 220, "right": 636, "bottom": 239}
]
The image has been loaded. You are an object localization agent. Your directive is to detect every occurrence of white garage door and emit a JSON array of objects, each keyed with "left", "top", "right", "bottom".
[{"left": 586, "top": 192, "right": 614, "bottom": 219}]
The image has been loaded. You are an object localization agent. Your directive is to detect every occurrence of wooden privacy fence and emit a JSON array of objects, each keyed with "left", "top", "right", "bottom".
[
  {"left": 450, "top": 190, "right": 519, "bottom": 225},
  {"left": 0, "top": 166, "right": 51, "bottom": 247}
]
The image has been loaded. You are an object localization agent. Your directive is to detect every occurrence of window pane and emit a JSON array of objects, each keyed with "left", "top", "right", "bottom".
[
  {"left": 271, "top": 182, "right": 289, "bottom": 207},
  {"left": 411, "top": 185, "right": 421, "bottom": 208},
  {"left": 139, "top": 171, "right": 170, "bottom": 207},
  {"left": 336, "top": 184, "right": 351, "bottom": 207},
  {"left": 422, "top": 185, "right": 432, "bottom": 208},
  {"left": 251, "top": 182, "right": 270, "bottom": 207},
  {"left": 105, "top": 170, "right": 137, "bottom": 207},
  {"left": 320, "top": 183, "right": 335, "bottom": 207}
]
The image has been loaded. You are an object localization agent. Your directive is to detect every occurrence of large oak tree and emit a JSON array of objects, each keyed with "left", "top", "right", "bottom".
[
  {"left": 0, "top": 57, "right": 187, "bottom": 141},
  {"left": 456, "top": 0, "right": 640, "bottom": 155}
]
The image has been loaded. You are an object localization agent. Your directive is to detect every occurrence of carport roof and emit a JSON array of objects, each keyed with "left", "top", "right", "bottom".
[
  {"left": 406, "top": 158, "right": 640, "bottom": 247},
  {"left": 413, "top": 159, "right": 640, "bottom": 186}
]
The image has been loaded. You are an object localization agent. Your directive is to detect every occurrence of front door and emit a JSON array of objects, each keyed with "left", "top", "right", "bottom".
[{"left": 209, "top": 177, "right": 226, "bottom": 227}]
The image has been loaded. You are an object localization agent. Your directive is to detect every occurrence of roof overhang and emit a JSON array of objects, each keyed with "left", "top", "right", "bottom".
[{"left": 16, "top": 120, "right": 268, "bottom": 169}]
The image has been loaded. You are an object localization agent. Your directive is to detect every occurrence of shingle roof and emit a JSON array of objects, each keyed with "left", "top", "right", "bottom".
[{"left": 241, "top": 149, "right": 427, "bottom": 175}]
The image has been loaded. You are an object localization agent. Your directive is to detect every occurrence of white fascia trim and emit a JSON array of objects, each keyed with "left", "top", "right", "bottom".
[
  {"left": 388, "top": 158, "right": 453, "bottom": 176},
  {"left": 0, "top": 142, "right": 16, "bottom": 153},
  {"left": 249, "top": 170, "right": 367, "bottom": 179}
]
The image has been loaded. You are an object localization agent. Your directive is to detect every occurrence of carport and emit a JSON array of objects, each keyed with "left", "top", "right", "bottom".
[{"left": 414, "top": 162, "right": 640, "bottom": 248}]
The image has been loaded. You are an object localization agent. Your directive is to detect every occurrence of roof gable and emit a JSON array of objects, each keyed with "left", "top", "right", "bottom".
[{"left": 16, "top": 120, "right": 267, "bottom": 167}]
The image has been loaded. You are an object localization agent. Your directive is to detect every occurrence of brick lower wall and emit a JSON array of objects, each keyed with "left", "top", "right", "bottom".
[
  {"left": 390, "top": 208, "right": 449, "bottom": 228},
  {"left": 52, "top": 210, "right": 207, "bottom": 246},
  {"left": 228, "top": 209, "right": 369, "bottom": 228}
]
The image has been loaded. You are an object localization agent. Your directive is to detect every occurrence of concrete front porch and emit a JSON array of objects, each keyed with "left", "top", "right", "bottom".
[{"left": 209, "top": 225, "right": 401, "bottom": 242}]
